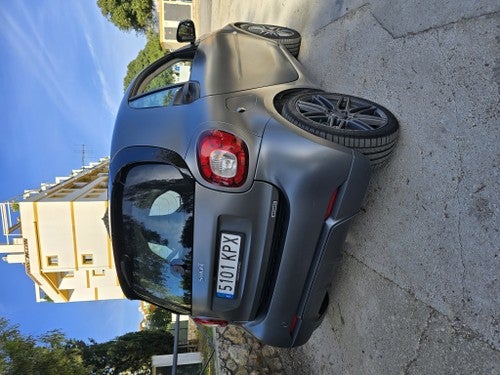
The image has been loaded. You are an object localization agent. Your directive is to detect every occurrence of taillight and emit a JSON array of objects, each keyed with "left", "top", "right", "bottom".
[
  {"left": 197, "top": 130, "right": 248, "bottom": 187},
  {"left": 193, "top": 317, "right": 228, "bottom": 327}
]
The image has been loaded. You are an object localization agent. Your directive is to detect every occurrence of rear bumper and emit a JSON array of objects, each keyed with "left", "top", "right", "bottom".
[
  {"left": 292, "top": 217, "right": 353, "bottom": 346},
  {"left": 243, "top": 216, "right": 354, "bottom": 347},
  {"left": 243, "top": 120, "right": 371, "bottom": 347}
]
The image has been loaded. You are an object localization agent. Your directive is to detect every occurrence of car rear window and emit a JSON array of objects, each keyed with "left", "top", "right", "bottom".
[{"left": 121, "top": 163, "right": 194, "bottom": 313}]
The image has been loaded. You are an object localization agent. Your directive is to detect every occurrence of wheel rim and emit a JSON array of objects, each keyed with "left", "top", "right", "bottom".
[
  {"left": 295, "top": 94, "right": 388, "bottom": 131},
  {"left": 245, "top": 24, "right": 295, "bottom": 38}
]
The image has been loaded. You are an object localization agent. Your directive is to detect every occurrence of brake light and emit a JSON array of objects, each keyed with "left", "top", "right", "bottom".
[
  {"left": 193, "top": 317, "right": 228, "bottom": 327},
  {"left": 197, "top": 130, "right": 248, "bottom": 187}
]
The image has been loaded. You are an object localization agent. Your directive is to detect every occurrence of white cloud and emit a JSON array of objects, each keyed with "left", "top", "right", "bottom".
[
  {"left": 0, "top": 4, "right": 76, "bottom": 116},
  {"left": 82, "top": 30, "right": 118, "bottom": 116},
  {"left": 0, "top": 1, "right": 146, "bottom": 164},
  {"left": 73, "top": 1, "right": 146, "bottom": 116}
]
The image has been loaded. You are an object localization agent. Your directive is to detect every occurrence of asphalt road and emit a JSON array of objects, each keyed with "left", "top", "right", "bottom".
[{"left": 194, "top": 1, "right": 500, "bottom": 373}]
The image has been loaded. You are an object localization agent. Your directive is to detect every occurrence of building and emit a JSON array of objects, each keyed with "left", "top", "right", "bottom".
[
  {"left": 157, "top": 0, "right": 192, "bottom": 50},
  {"left": 0, "top": 158, "right": 124, "bottom": 303},
  {"left": 152, "top": 352, "right": 202, "bottom": 375}
]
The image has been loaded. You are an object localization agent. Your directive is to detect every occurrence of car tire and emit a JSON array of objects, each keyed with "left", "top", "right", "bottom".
[
  {"left": 235, "top": 22, "right": 301, "bottom": 57},
  {"left": 282, "top": 91, "right": 399, "bottom": 167}
]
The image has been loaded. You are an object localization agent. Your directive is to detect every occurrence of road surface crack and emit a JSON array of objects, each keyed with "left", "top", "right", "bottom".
[
  {"left": 434, "top": 28, "right": 468, "bottom": 307},
  {"left": 313, "top": 3, "right": 370, "bottom": 37},
  {"left": 403, "top": 309, "right": 436, "bottom": 374},
  {"left": 344, "top": 251, "right": 429, "bottom": 308},
  {"left": 369, "top": 7, "right": 499, "bottom": 39},
  {"left": 344, "top": 251, "right": 499, "bottom": 351}
]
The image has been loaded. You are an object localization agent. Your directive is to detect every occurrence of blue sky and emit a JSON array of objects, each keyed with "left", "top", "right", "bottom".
[{"left": 0, "top": 1, "right": 148, "bottom": 343}]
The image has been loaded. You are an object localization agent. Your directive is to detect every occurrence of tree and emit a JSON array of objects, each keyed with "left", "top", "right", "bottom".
[
  {"left": 80, "top": 330, "right": 174, "bottom": 375},
  {"left": 0, "top": 318, "right": 89, "bottom": 375},
  {"left": 96, "top": 0, "right": 154, "bottom": 33},
  {"left": 146, "top": 307, "right": 172, "bottom": 331},
  {"left": 0, "top": 317, "right": 175, "bottom": 375},
  {"left": 123, "top": 31, "right": 168, "bottom": 91},
  {"left": 10, "top": 201, "right": 19, "bottom": 212}
]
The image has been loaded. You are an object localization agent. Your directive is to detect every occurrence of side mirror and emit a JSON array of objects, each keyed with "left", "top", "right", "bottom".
[{"left": 176, "top": 20, "right": 196, "bottom": 44}]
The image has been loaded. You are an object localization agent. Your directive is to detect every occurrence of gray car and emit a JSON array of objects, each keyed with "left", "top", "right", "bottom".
[{"left": 109, "top": 20, "right": 399, "bottom": 347}]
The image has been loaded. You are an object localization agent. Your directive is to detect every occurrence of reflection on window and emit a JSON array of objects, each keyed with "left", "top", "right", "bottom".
[
  {"left": 150, "top": 191, "right": 181, "bottom": 216},
  {"left": 121, "top": 163, "right": 194, "bottom": 313},
  {"left": 147, "top": 191, "right": 183, "bottom": 260},
  {"left": 148, "top": 242, "right": 175, "bottom": 260}
]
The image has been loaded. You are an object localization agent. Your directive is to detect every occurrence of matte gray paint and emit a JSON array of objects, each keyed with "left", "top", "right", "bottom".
[{"left": 109, "top": 23, "right": 371, "bottom": 347}]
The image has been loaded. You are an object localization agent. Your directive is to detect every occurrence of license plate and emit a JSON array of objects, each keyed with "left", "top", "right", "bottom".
[{"left": 216, "top": 232, "right": 242, "bottom": 299}]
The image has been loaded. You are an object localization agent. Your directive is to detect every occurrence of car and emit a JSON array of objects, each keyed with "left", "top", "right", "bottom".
[{"left": 108, "top": 20, "right": 399, "bottom": 347}]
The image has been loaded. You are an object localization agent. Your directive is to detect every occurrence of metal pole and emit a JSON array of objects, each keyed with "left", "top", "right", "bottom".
[{"left": 172, "top": 313, "right": 180, "bottom": 375}]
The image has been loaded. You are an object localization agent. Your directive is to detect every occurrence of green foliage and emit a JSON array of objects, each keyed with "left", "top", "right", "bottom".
[
  {"left": 197, "top": 326, "right": 217, "bottom": 375},
  {"left": 42, "top": 294, "right": 54, "bottom": 303},
  {"left": 146, "top": 307, "right": 172, "bottom": 331},
  {"left": 123, "top": 31, "right": 168, "bottom": 91},
  {"left": 81, "top": 330, "right": 174, "bottom": 375},
  {"left": 0, "top": 317, "right": 175, "bottom": 375},
  {"left": 96, "top": 0, "right": 154, "bottom": 33},
  {"left": 0, "top": 318, "right": 89, "bottom": 375},
  {"left": 10, "top": 201, "right": 19, "bottom": 212},
  {"left": 142, "top": 69, "right": 176, "bottom": 94}
]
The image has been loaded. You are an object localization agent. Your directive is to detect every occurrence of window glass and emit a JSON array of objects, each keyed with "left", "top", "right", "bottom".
[
  {"left": 129, "top": 86, "right": 181, "bottom": 109},
  {"left": 136, "top": 60, "right": 192, "bottom": 95},
  {"left": 130, "top": 59, "right": 192, "bottom": 109},
  {"left": 141, "top": 61, "right": 192, "bottom": 94},
  {"left": 82, "top": 254, "right": 93, "bottom": 265},
  {"left": 121, "top": 163, "right": 194, "bottom": 313},
  {"left": 47, "top": 255, "right": 58, "bottom": 266}
]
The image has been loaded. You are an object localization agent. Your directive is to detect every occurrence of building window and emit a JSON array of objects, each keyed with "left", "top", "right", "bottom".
[
  {"left": 47, "top": 256, "right": 58, "bottom": 266},
  {"left": 82, "top": 254, "right": 93, "bottom": 265},
  {"left": 163, "top": 3, "right": 191, "bottom": 22}
]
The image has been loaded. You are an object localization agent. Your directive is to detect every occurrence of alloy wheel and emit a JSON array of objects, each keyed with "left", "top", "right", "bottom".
[{"left": 295, "top": 94, "right": 389, "bottom": 131}]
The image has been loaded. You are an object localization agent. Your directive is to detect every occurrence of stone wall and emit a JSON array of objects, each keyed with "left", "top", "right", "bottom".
[{"left": 215, "top": 326, "right": 284, "bottom": 374}]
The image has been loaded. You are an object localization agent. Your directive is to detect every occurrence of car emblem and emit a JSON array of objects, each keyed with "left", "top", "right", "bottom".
[{"left": 197, "top": 262, "right": 205, "bottom": 282}]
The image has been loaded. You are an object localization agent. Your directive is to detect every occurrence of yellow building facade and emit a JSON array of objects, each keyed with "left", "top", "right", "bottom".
[
  {"left": 0, "top": 158, "right": 124, "bottom": 303},
  {"left": 157, "top": 0, "right": 192, "bottom": 51}
]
